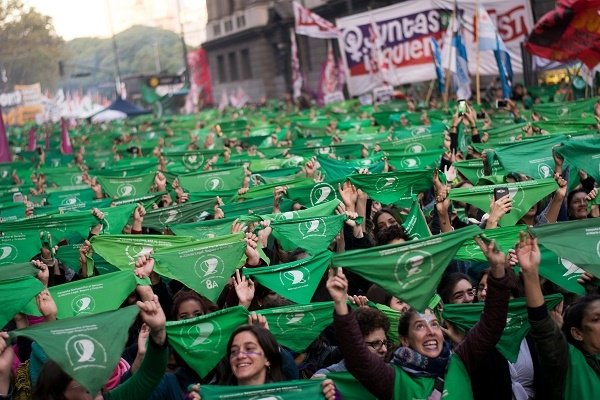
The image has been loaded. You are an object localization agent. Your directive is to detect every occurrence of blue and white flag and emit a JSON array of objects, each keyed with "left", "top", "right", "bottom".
[
  {"left": 453, "top": 26, "right": 471, "bottom": 100},
  {"left": 430, "top": 38, "right": 445, "bottom": 94},
  {"left": 478, "top": 7, "right": 512, "bottom": 98}
]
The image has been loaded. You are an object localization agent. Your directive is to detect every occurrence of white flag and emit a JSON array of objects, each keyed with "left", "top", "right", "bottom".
[{"left": 293, "top": 1, "right": 339, "bottom": 39}]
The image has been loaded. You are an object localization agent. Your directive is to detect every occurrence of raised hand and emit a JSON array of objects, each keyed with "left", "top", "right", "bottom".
[
  {"left": 474, "top": 236, "right": 507, "bottom": 278},
  {"left": 136, "top": 294, "right": 166, "bottom": 346},
  {"left": 234, "top": 269, "right": 255, "bottom": 308},
  {"left": 134, "top": 254, "right": 155, "bottom": 280},
  {"left": 515, "top": 232, "right": 541, "bottom": 275}
]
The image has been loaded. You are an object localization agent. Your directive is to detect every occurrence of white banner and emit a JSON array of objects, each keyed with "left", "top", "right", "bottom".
[
  {"left": 336, "top": 0, "right": 533, "bottom": 96},
  {"left": 293, "top": 1, "right": 340, "bottom": 39}
]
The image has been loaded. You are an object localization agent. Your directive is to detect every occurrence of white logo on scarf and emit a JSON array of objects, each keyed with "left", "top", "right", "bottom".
[
  {"left": 394, "top": 250, "right": 434, "bottom": 289},
  {"left": 65, "top": 334, "right": 108, "bottom": 370},
  {"left": 298, "top": 218, "right": 326, "bottom": 239},
  {"left": 0, "top": 244, "right": 18, "bottom": 264},
  {"left": 117, "top": 184, "right": 136, "bottom": 197},
  {"left": 71, "top": 295, "right": 96, "bottom": 315},
  {"left": 310, "top": 183, "right": 337, "bottom": 206}
]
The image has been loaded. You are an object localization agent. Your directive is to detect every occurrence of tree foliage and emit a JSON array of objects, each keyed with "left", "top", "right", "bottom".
[
  {"left": 0, "top": 0, "right": 66, "bottom": 91},
  {"left": 63, "top": 25, "right": 186, "bottom": 92}
]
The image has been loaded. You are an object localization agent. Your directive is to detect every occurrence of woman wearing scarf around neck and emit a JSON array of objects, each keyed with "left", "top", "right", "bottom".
[{"left": 326, "top": 237, "right": 512, "bottom": 400}]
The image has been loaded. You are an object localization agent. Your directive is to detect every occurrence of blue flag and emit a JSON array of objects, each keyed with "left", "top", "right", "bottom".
[
  {"left": 430, "top": 38, "right": 445, "bottom": 94},
  {"left": 479, "top": 7, "right": 512, "bottom": 98}
]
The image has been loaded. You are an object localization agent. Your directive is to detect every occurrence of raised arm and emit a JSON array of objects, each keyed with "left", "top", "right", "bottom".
[{"left": 327, "top": 268, "right": 395, "bottom": 400}]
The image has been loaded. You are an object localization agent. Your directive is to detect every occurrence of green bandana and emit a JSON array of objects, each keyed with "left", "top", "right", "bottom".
[
  {"left": 166, "top": 306, "right": 248, "bottom": 378},
  {"left": 178, "top": 167, "right": 246, "bottom": 193},
  {"left": 244, "top": 251, "right": 333, "bottom": 304},
  {"left": 455, "top": 225, "right": 525, "bottom": 262},
  {"left": 381, "top": 133, "right": 444, "bottom": 153},
  {"left": 401, "top": 199, "right": 431, "bottom": 240},
  {"left": 9, "top": 306, "right": 139, "bottom": 395},
  {"left": 271, "top": 214, "right": 347, "bottom": 255},
  {"left": 0, "top": 275, "right": 45, "bottom": 328},
  {"left": 21, "top": 271, "right": 148, "bottom": 319},
  {"left": 90, "top": 234, "right": 197, "bottom": 269},
  {"left": 201, "top": 379, "right": 325, "bottom": 400},
  {"left": 333, "top": 225, "right": 481, "bottom": 310},
  {"left": 386, "top": 149, "right": 443, "bottom": 171},
  {"left": 142, "top": 199, "right": 215, "bottom": 231},
  {"left": 96, "top": 171, "right": 156, "bottom": 199},
  {"left": 256, "top": 301, "right": 334, "bottom": 352},
  {"left": 92, "top": 203, "right": 137, "bottom": 235},
  {"left": 238, "top": 199, "right": 341, "bottom": 223},
  {"left": 443, "top": 294, "right": 564, "bottom": 362},
  {"left": 452, "top": 159, "right": 507, "bottom": 185},
  {"left": 285, "top": 180, "right": 343, "bottom": 207},
  {"left": 328, "top": 371, "right": 377, "bottom": 400},
  {"left": 348, "top": 169, "right": 433, "bottom": 207},
  {"left": 317, "top": 155, "right": 385, "bottom": 181},
  {"left": 162, "top": 149, "right": 223, "bottom": 172},
  {"left": 532, "top": 98, "right": 596, "bottom": 119},
  {"left": 538, "top": 246, "right": 586, "bottom": 295},
  {"left": 530, "top": 218, "right": 600, "bottom": 277},
  {"left": 169, "top": 216, "right": 237, "bottom": 239},
  {"left": 490, "top": 135, "right": 566, "bottom": 180},
  {"left": 556, "top": 138, "right": 600, "bottom": 182},
  {"left": 0, "top": 202, "right": 26, "bottom": 222},
  {"left": 153, "top": 233, "right": 246, "bottom": 302},
  {"left": 448, "top": 178, "right": 558, "bottom": 226}
]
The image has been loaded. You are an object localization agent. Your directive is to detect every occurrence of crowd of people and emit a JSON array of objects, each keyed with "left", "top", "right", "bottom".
[{"left": 0, "top": 86, "right": 599, "bottom": 399}]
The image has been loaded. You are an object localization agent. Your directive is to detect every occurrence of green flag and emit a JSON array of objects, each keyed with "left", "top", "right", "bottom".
[
  {"left": 21, "top": 271, "right": 148, "bottom": 319},
  {"left": 348, "top": 169, "right": 434, "bottom": 207},
  {"left": 443, "top": 294, "right": 563, "bottom": 362},
  {"left": 386, "top": 149, "right": 443, "bottom": 171},
  {"left": 455, "top": 225, "right": 525, "bottom": 262},
  {"left": 328, "top": 372, "right": 377, "bottom": 400},
  {"left": 96, "top": 171, "right": 156, "bottom": 199},
  {"left": 244, "top": 251, "right": 333, "bottom": 304},
  {"left": 491, "top": 136, "right": 566, "bottom": 180},
  {"left": 9, "top": 306, "right": 139, "bottom": 395},
  {"left": 0, "top": 202, "right": 26, "bottom": 222},
  {"left": 94, "top": 203, "right": 137, "bottom": 235},
  {"left": 256, "top": 302, "right": 334, "bottom": 352},
  {"left": 285, "top": 180, "right": 343, "bottom": 207},
  {"left": 401, "top": 199, "right": 431, "bottom": 240},
  {"left": 178, "top": 167, "right": 246, "bottom": 193},
  {"left": 333, "top": 225, "right": 481, "bottom": 310},
  {"left": 448, "top": 178, "right": 558, "bottom": 226},
  {"left": 452, "top": 159, "right": 507, "bottom": 185},
  {"left": 142, "top": 199, "right": 215, "bottom": 231},
  {"left": 0, "top": 276, "right": 45, "bottom": 328},
  {"left": 166, "top": 306, "right": 249, "bottom": 378},
  {"left": 0, "top": 262, "right": 38, "bottom": 281},
  {"left": 556, "top": 138, "right": 600, "bottom": 181},
  {"left": 169, "top": 216, "right": 237, "bottom": 239},
  {"left": 270, "top": 214, "right": 347, "bottom": 255},
  {"left": 201, "top": 379, "right": 325, "bottom": 400},
  {"left": 530, "top": 218, "right": 600, "bottom": 276},
  {"left": 153, "top": 233, "right": 246, "bottom": 302},
  {"left": 238, "top": 199, "right": 341, "bottom": 223},
  {"left": 538, "top": 246, "right": 585, "bottom": 295},
  {"left": 90, "top": 234, "right": 197, "bottom": 269}
]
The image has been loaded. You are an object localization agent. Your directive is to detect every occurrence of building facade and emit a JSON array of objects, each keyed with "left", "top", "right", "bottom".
[{"left": 201, "top": 0, "right": 558, "bottom": 102}]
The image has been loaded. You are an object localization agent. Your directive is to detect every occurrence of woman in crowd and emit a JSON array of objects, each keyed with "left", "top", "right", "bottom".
[{"left": 326, "top": 236, "right": 511, "bottom": 399}]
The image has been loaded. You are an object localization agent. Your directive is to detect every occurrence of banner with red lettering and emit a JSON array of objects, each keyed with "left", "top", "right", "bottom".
[
  {"left": 526, "top": 0, "right": 600, "bottom": 68},
  {"left": 293, "top": 1, "right": 340, "bottom": 39},
  {"left": 336, "top": 0, "right": 533, "bottom": 96}
]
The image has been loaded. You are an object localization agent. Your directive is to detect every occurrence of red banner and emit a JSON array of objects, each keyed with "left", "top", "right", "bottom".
[
  {"left": 526, "top": 0, "right": 600, "bottom": 67},
  {"left": 187, "top": 48, "right": 213, "bottom": 107}
]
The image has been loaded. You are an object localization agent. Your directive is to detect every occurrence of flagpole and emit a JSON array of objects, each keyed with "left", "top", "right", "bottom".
[
  {"left": 475, "top": 0, "right": 481, "bottom": 105},
  {"left": 425, "top": 78, "right": 436, "bottom": 106}
]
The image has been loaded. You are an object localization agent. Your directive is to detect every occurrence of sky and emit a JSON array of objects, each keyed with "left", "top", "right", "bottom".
[{"left": 24, "top": 0, "right": 207, "bottom": 45}]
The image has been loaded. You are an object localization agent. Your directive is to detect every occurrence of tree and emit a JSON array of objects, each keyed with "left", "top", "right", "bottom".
[{"left": 0, "top": 0, "right": 66, "bottom": 91}]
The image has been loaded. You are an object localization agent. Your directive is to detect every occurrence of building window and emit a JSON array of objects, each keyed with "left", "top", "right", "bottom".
[
  {"left": 236, "top": 15, "right": 246, "bottom": 29},
  {"left": 224, "top": 19, "right": 233, "bottom": 32},
  {"left": 217, "top": 55, "right": 226, "bottom": 83},
  {"left": 240, "top": 49, "right": 252, "bottom": 80},
  {"left": 213, "top": 23, "right": 221, "bottom": 36},
  {"left": 228, "top": 52, "right": 239, "bottom": 81}
]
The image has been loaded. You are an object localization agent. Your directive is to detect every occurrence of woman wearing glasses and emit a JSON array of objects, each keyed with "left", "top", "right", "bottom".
[
  {"left": 312, "top": 307, "right": 391, "bottom": 377},
  {"left": 187, "top": 323, "right": 337, "bottom": 399}
]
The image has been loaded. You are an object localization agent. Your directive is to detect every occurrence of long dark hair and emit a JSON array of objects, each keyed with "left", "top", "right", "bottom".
[
  {"left": 218, "top": 324, "right": 285, "bottom": 385},
  {"left": 562, "top": 294, "right": 600, "bottom": 350},
  {"left": 31, "top": 360, "right": 73, "bottom": 400}
]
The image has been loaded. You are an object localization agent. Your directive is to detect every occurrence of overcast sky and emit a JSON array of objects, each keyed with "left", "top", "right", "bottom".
[{"left": 24, "top": 0, "right": 207, "bottom": 44}]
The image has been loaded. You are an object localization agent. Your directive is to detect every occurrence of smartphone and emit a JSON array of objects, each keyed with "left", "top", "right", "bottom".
[
  {"left": 493, "top": 187, "right": 511, "bottom": 214},
  {"left": 12, "top": 192, "right": 24, "bottom": 203},
  {"left": 496, "top": 99, "right": 508, "bottom": 108},
  {"left": 457, "top": 99, "right": 467, "bottom": 115},
  {"left": 476, "top": 111, "right": 487, "bottom": 119}
]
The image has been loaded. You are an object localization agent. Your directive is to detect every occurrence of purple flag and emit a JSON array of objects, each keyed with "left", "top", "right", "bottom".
[
  {"left": 60, "top": 118, "right": 72, "bottom": 154},
  {"left": 0, "top": 105, "right": 11, "bottom": 163},
  {"left": 28, "top": 126, "right": 37, "bottom": 151}
]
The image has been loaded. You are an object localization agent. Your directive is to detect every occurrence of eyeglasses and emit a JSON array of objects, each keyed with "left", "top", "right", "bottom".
[
  {"left": 364, "top": 339, "right": 390, "bottom": 351},
  {"left": 229, "top": 350, "right": 263, "bottom": 359},
  {"left": 477, "top": 285, "right": 487, "bottom": 293},
  {"left": 452, "top": 288, "right": 476, "bottom": 302}
]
